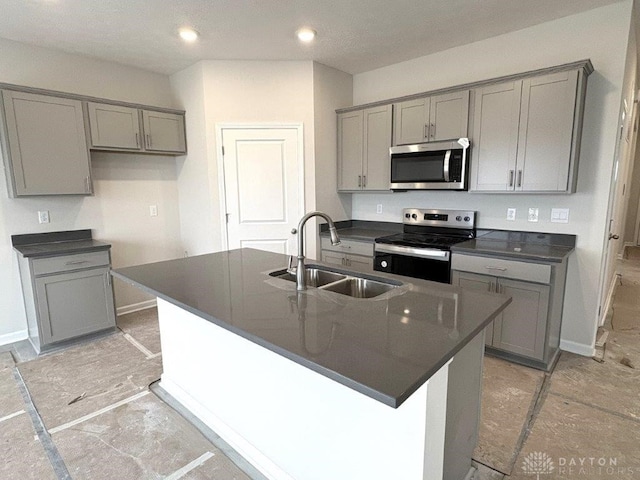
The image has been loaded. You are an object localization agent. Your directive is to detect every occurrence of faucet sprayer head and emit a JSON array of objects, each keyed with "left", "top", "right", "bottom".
[{"left": 329, "top": 225, "right": 341, "bottom": 246}]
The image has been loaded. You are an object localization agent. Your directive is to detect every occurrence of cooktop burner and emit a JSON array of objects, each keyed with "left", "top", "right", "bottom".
[{"left": 375, "top": 233, "right": 469, "bottom": 249}]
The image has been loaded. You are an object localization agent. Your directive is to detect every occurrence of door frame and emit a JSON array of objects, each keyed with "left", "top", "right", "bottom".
[{"left": 215, "top": 123, "right": 305, "bottom": 251}]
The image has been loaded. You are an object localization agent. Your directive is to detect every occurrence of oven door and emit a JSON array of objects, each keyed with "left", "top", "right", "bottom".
[{"left": 373, "top": 245, "right": 451, "bottom": 283}]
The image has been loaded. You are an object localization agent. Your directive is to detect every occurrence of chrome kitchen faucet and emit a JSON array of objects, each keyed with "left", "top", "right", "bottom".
[{"left": 289, "top": 211, "right": 341, "bottom": 291}]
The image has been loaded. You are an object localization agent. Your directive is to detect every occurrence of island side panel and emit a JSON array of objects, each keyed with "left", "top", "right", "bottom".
[{"left": 156, "top": 298, "right": 450, "bottom": 480}]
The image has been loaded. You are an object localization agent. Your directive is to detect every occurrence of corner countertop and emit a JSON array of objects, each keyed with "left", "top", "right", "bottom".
[
  {"left": 12, "top": 230, "right": 111, "bottom": 258},
  {"left": 112, "top": 248, "right": 510, "bottom": 408},
  {"left": 451, "top": 229, "right": 576, "bottom": 263},
  {"left": 319, "top": 220, "right": 402, "bottom": 243}
]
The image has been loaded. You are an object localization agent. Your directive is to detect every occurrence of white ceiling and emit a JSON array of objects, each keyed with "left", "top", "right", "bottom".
[{"left": 0, "top": 0, "right": 624, "bottom": 76}]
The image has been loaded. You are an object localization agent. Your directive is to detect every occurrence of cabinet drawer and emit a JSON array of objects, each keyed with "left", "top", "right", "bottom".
[
  {"left": 321, "top": 237, "right": 373, "bottom": 256},
  {"left": 451, "top": 254, "right": 550, "bottom": 284},
  {"left": 32, "top": 251, "right": 110, "bottom": 276}
]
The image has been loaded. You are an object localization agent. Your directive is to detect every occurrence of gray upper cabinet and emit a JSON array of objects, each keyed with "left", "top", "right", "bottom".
[
  {"left": 393, "top": 90, "right": 469, "bottom": 145},
  {"left": 142, "top": 109, "right": 186, "bottom": 153},
  {"left": 338, "top": 105, "right": 392, "bottom": 192},
  {"left": 0, "top": 90, "right": 92, "bottom": 197},
  {"left": 87, "top": 102, "right": 142, "bottom": 150},
  {"left": 470, "top": 67, "right": 587, "bottom": 193},
  {"left": 88, "top": 103, "right": 186, "bottom": 155}
]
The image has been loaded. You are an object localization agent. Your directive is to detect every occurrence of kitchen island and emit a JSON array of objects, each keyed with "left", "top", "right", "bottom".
[{"left": 113, "top": 248, "right": 510, "bottom": 480}]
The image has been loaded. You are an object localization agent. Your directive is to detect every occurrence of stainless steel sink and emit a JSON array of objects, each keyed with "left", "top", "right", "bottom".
[
  {"left": 269, "top": 268, "right": 346, "bottom": 287},
  {"left": 321, "top": 277, "right": 397, "bottom": 299}
]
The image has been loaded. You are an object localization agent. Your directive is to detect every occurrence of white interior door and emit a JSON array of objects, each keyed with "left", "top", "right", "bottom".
[{"left": 221, "top": 127, "right": 302, "bottom": 255}]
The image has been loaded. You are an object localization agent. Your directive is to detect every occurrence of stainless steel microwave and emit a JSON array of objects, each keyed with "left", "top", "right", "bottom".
[{"left": 389, "top": 138, "right": 470, "bottom": 190}]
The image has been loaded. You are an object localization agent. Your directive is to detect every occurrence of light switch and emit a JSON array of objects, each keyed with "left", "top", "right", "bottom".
[
  {"left": 528, "top": 208, "right": 539, "bottom": 222},
  {"left": 551, "top": 208, "right": 570, "bottom": 223},
  {"left": 376, "top": 204, "right": 383, "bottom": 214},
  {"left": 149, "top": 205, "right": 158, "bottom": 217},
  {"left": 507, "top": 208, "right": 516, "bottom": 221}
]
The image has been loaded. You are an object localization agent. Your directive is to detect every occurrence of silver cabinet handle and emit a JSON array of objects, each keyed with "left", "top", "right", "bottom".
[
  {"left": 485, "top": 266, "right": 508, "bottom": 271},
  {"left": 431, "top": 123, "right": 435, "bottom": 140},
  {"left": 65, "top": 260, "right": 89, "bottom": 266},
  {"left": 424, "top": 124, "right": 430, "bottom": 140},
  {"left": 363, "top": 175, "right": 367, "bottom": 188},
  {"left": 339, "top": 244, "right": 351, "bottom": 249},
  {"left": 358, "top": 175, "right": 362, "bottom": 187},
  {"left": 146, "top": 134, "right": 151, "bottom": 149},
  {"left": 508, "top": 170, "right": 514, "bottom": 187},
  {"left": 135, "top": 132, "right": 140, "bottom": 148},
  {"left": 517, "top": 170, "right": 523, "bottom": 187}
]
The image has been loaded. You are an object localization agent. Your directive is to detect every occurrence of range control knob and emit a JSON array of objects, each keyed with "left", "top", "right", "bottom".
[
  {"left": 464, "top": 216, "right": 471, "bottom": 222},
  {"left": 456, "top": 215, "right": 462, "bottom": 221},
  {"left": 381, "top": 260, "right": 388, "bottom": 268},
  {"left": 411, "top": 213, "right": 418, "bottom": 220},
  {"left": 405, "top": 213, "right": 410, "bottom": 219}
]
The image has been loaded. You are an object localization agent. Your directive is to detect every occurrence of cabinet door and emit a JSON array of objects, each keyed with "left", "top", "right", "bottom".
[
  {"left": 321, "top": 250, "right": 345, "bottom": 267},
  {"left": 88, "top": 102, "right": 141, "bottom": 150},
  {"left": 429, "top": 90, "right": 469, "bottom": 141},
  {"left": 516, "top": 71, "right": 579, "bottom": 192},
  {"left": 492, "top": 278, "right": 549, "bottom": 360},
  {"left": 393, "top": 98, "right": 429, "bottom": 145},
  {"left": 363, "top": 105, "right": 392, "bottom": 191},
  {"left": 452, "top": 271, "right": 496, "bottom": 346},
  {"left": 142, "top": 110, "right": 186, "bottom": 153},
  {"left": 470, "top": 81, "right": 521, "bottom": 191},
  {"left": 337, "top": 110, "right": 364, "bottom": 191},
  {"left": 345, "top": 254, "right": 374, "bottom": 272},
  {"left": 1, "top": 90, "right": 91, "bottom": 196},
  {"left": 35, "top": 268, "right": 115, "bottom": 345}
]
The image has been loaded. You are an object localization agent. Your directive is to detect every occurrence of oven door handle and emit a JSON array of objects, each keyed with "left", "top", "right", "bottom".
[{"left": 374, "top": 244, "right": 450, "bottom": 261}]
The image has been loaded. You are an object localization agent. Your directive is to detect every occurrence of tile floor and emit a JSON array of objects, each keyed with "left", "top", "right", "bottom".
[{"left": 1, "top": 247, "right": 639, "bottom": 479}]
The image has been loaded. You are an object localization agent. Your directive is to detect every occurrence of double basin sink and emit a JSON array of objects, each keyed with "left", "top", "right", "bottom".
[{"left": 269, "top": 265, "right": 400, "bottom": 299}]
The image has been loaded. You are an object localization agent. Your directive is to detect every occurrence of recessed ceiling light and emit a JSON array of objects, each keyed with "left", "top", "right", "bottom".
[
  {"left": 296, "top": 28, "right": 316, "bottom": 43},
  {"left": 179, "top": 27, "right": 199, "bottom": 43}
]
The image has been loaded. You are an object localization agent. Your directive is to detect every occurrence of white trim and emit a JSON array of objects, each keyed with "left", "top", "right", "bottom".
[
  {"left": 0, "top": 410, "right": 25, "bottom": 423},
  {"left": 560, "top": 339, "right": 596, "bottom": 357},
  {"left": 0, "top": 329, "right": 28, "bottom": 346},
  {"left": 215, "top": 123, "right": 305, "bottom": 254},
  {"left": 122, "top": 333, "right": 161, "bottom": 359},
  {"left": 116, "top": 299, "right": 157, "bottom": 316},
  {"left": 164, "top": 452, "right": 214, "bottom": 480},
  {"left": 599, "top": 272, "right": 620, "bottom": 327}
]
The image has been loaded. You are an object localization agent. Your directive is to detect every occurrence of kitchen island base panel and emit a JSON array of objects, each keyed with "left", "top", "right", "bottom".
[{"left": 157, "top": 298, "right": 450, "bottom": 480}]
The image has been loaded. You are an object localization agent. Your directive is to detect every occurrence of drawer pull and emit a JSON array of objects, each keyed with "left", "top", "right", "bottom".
[
  {"left": 485, "top": 266, "right": 507, "bottom": 271},
  {"left": 65, "top": 260, "right": 90, "bottom": 266}
]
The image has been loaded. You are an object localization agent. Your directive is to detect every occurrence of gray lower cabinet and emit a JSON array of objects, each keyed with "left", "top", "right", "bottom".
[
  {"left": 0, "top": 90, "right": 92, "bottom": 197},
  {"left": 452, "top": 253, "right": 567, "bottom": 370},
  {"left": 320, "top": 237, "right": 374, "bottom": 272},
  {"left": 18, "top": 250, "right": 116, "bottom": 353}
]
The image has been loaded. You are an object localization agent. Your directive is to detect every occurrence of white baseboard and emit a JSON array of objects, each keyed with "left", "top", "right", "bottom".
[
  {"left": 0, "top": 329, "right": 28, "bottom": 347},
  {"left": 116, "top": 299, "right": 157, "bottom": 316},
  {"left": 599, "top": 273, "right": 620, "bottom": 327},
  {"left": 560, "top": 339, "right": 595, "bottom": 357}
]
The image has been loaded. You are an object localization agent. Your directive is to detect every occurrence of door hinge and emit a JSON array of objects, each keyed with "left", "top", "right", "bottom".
[
  {"left": 221, "top": 145, "right": 225, "bottom": 156},
  {"left": 598, "top": 305, "right": 602, "bottom": 317},
  {"left": 225, "top": 213, "right": 230, "bottom": 223}
]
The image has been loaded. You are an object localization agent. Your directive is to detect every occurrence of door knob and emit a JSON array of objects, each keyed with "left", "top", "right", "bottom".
[{"left": 609, "top": 233, "right": 620, "bottom": 240}]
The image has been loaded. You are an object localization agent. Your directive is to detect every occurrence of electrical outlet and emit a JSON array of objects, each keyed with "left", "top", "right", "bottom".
[
  {"left": 38, "top": 211, "right": 50, "bottom": 224},
  {"left": 528, "top": 207, "right": 539, "bottom": 222},
  {"left": 149, "top": 205, "right": 158, "bottom": 217},
  {"left": 507, "top": 208, "right": 516, "bottom": 221},
  {"left": 376, "top": 204, "right": 383, "bottom": 214}
]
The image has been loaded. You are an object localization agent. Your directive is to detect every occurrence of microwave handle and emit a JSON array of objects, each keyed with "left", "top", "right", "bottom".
[{"left": 443, "top": 150, "right": 451, "bottom": 182}]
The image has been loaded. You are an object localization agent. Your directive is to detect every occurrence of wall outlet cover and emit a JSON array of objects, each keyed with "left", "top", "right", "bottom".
[
  {"left": 376, "top": 204, "right": 383, "bottom": 214},
  {"left": 38, "top": 211, "right": 50, "bottom": 224},
  {"left": 551, "top": 208, "right": 570, "bottom": 223},
  {"left": 528, "top": 207, "right": 539, "bottom": 222},
  {"left": 507, "top": 208, "right": 516, "bottom": 221},
  {"left": 149, "top": 205, "right": 158, "bottom": 217}
]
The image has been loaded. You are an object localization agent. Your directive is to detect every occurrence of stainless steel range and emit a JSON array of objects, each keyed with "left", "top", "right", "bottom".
[{"left": 374, "top": 208, "right": 476, "bottom": 283}]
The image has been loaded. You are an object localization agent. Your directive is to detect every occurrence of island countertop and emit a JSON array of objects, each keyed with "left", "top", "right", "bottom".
[{"left": 112, "top": 248, "right": 510, "bottom": 407}]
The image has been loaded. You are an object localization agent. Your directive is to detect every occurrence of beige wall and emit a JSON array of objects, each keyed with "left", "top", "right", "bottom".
[
  {"left": 351, "top": 1, "right": 633, "bottom": 354},
  {"left": 0, "top": 38, "right": 183, "bottom": 343}
]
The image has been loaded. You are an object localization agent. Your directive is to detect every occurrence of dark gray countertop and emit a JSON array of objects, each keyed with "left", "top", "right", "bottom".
[
  {"left": 12, "top": 230, "right": 111, "bottom": 258},
  {"left": 112, "top": 248, "right": 510, "bottom": 408},
  {"left": 319, "top": 220, "right": 402, "bottom": 242},
  {"left": 451, "top": 229, "right": 576, "bottom": 263}
]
